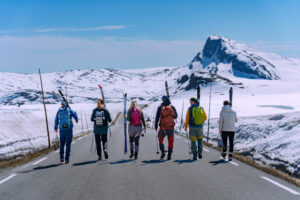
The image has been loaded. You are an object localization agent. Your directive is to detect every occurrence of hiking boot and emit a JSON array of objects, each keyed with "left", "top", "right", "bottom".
[
  {"left": 104, "top": 151, "right": 108, "bottom": 159},
  {"left": 60, "top": 159, "right": 64, "bottom": 163},
  {"left": 193, "top": 155, "right": 197, "bottom": 160},
  {"left": 160, "top": 153, "right": 165, "bottom": 159},
  {"left": 65, "top": 160, "right": 69, "bottom": 164},
  {"left": 167, "top": 150, "right": 172, "bottom": 160},
  {"left": 198, "top": 153, "right": 202, "bottom": 159},
  {"left": 98, "top": 156, "right": 102, "bottom": 161},
  {"left": 221, "top": 152, "right": 226, "bottom": 160},
  {"left": 228, "top": 153, "right": 233, "bottom": 161},
  {"left": 167, "top": 153, "right": 172, "bottom": 160},
  {"left": 134, "top": 152, "right": 138, "bottom": 160},
  {"left": 129, "top": 149, "right": 134, "bottom": 159}
]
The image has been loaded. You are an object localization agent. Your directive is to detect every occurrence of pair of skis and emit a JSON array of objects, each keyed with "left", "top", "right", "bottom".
[
  {"left": 98, "top": 85, "right": 112, "bottom": 137},
  {"left": 123, "top": 93, "right": 128, "bottom": 154},
  {"left": 52, "top": 89, "right": 70, "bottom": 108}
]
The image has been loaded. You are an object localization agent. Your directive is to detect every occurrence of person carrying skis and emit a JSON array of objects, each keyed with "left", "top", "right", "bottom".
[
  {"left": 91, "top": 99, "right": 112, "bottom": 160},
  {"left": 184, "top": 98, "right": 207, "bottom": 160},
  {"left": 219, "top": 100, "right": 238, "bottom": 161},
  {"left": 155, "top": 95, "right": 178, "bottom": 160},
  {"left": 126, "top": 100, "right": 146, "bottom": 159},
  {"left": 54, "top": 101, "right": 78, "bottom": 164}
]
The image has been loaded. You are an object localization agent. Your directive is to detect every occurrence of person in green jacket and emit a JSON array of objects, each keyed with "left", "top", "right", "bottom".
[
  {"left": 91, "top": 99, "right": 112, "bottom": 160},
  {"left": 126, "top": 100, "right": 146, "bottom": 159}
]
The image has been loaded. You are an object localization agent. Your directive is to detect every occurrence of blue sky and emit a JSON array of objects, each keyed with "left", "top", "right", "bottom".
[{"left": 0, "top": 0, "right": 300, "bottom": 73}]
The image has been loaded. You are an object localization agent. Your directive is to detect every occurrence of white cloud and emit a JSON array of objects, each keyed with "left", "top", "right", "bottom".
[{"left": 35, "top": 25, "right": 125, "bottom": 33}]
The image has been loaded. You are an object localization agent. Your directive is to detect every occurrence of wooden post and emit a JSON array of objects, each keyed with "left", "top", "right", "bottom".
[
  {"left": 207, "top": 82, "right": 212, "bottom": 143},
  {"left": 80, "top": 107, "right": 85, "bottom": 134},
  {"left": 38, "top": 69, "right": 51, "bottom": 148}
]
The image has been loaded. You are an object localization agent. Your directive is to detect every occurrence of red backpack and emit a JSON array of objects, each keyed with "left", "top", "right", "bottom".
[
  {"left": 159, "top": 105, "right": 175, "bottom": 129},
  {"left": 130, "top": 107, "right": 141, "bottom": 126}
]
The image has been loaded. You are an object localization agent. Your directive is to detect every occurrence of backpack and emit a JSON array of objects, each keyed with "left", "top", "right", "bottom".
[
  {"left": 160, "top": 105, "right": 175, "bottom": 129},
  {"left": 59, "top": 109, "right": 72, "bottom": 130},
  {"left": 192, "top": 106, "right": 204, "bottom": 125},
  {"left": 95, "top": 110, "right": 105, "bottom": 126},
  {"left": 130, "top": 108, "right": 141, "bottom": 126}
]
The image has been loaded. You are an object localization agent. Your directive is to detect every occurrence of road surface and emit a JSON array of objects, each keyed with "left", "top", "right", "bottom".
[{"left": 0, "top": 118, "right": 299, "bottom": 200}]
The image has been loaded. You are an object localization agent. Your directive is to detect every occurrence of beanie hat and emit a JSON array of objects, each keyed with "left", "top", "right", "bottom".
[
  {"left": 162, "top": 95, "right": 168, "bottom": 102},
  {"left": 61, "top": 100, "right": 67, "bottom": 107},
  {"left": 190, "top": 97, "right": 198, "bottom": 103}
]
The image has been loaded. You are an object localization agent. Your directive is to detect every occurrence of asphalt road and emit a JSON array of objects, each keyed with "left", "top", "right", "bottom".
[{"left": 0, "top": 118, "right": 299, "bottom": 200}]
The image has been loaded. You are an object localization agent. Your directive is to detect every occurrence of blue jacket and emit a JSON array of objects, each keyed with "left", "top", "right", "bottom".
[{"left": 54, "top": 107, "right": 78, "bottom": 130}]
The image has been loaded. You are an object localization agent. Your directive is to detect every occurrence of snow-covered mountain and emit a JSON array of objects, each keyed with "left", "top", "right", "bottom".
[
  {"left": 188, "top": 35, "right": 280, "bottom": 79},
  {"left": 1, "top": 35, "right": 300, "bottom": 106}
]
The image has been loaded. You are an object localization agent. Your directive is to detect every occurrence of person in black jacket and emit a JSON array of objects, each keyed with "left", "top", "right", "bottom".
[
  {"left": 91, "top": 99, "right": 112, "bottom": 160},
  {"left": 155, "top": 96, "right": 178, "bottom": 160}
]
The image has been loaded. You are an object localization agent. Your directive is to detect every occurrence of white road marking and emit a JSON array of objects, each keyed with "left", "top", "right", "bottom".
[
  {"left": 72, "top": 141, "right": 75, "bottom": 144},
  {"left": 175, "top": 136, "right": 180, "bottom": 139},
  {"left": 32, "top": 157, "right": 48, "bottom": 165},
  {"left": 0, "top": 174, "right": 17, "bottom": 185},
  {"left": 185, "top": 140, "right": 189, "bottom": 143},
  {"left": 261, "top": 176, "right": 300, "bottom": 195},
  {"left": 203, "top": 148, "right": 210, "bottom": 152},
  {"left": 229, "top": 161, "right": 239, "bottom": 166},
  {"left": 55, "top": 149, "right": 59, "bottom": 153},
  {"left": 78, "top": 137, "right": 82, "bottom": 141}
]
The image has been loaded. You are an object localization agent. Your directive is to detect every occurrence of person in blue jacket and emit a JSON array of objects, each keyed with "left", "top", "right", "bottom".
[{"left": 54, "top": 101, "right": 78, "bottom": 164}]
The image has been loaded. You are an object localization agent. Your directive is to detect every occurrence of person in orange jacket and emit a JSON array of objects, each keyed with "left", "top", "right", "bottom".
[{"left": 184, "top": 98, "right": 207, "bottom": 160}]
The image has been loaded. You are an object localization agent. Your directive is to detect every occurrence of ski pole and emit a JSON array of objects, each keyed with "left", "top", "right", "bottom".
[{"left": 179, "top": 101, "right": 184, "bottom": 135}]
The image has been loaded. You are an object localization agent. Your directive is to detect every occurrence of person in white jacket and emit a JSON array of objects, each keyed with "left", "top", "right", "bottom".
[{"left": 219, "top": 100, "right": 238, "bottom": 161}]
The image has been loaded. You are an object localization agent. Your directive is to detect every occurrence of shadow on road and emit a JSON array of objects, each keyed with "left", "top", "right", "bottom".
[
  {"left": 18, "top": 163, "right": 62, "bottom": 174},
  {"left": 141, "top": 159, "right": 166, "bottom": 165},
  {"left": 173, "top": 159, "right": 197, "bottom": 164},
  {"left": 110, "top": 159, "right": 133, "bottom": 165},
  {"left": 73, "top": 160, "right": 98, "bottom": 166},
  {"left": 209, "top": 159, "right": 228, "bottom": 166}
]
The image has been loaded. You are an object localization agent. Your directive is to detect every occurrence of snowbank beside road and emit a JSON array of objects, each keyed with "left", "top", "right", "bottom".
[{"left": 0, "top": 103, "right": 119, "bottom": 160}]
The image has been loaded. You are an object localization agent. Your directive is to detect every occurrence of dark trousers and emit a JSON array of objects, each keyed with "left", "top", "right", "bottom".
[
  {"left": 95, "top": 134, "right": 108, "bottom": 157},
  {"left": 59, "top": 129, "right": 73, "bottom": 161},
  {"left": 221, "top": 131, "right": 235, "bottom": 153},
  {"left": 129, "top": 135, "right": 140, "bottom": 153}
]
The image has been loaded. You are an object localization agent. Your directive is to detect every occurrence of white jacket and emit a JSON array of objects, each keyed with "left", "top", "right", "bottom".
[{"left": 219, "top": 105, "right": 238, "bottom": 132}]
